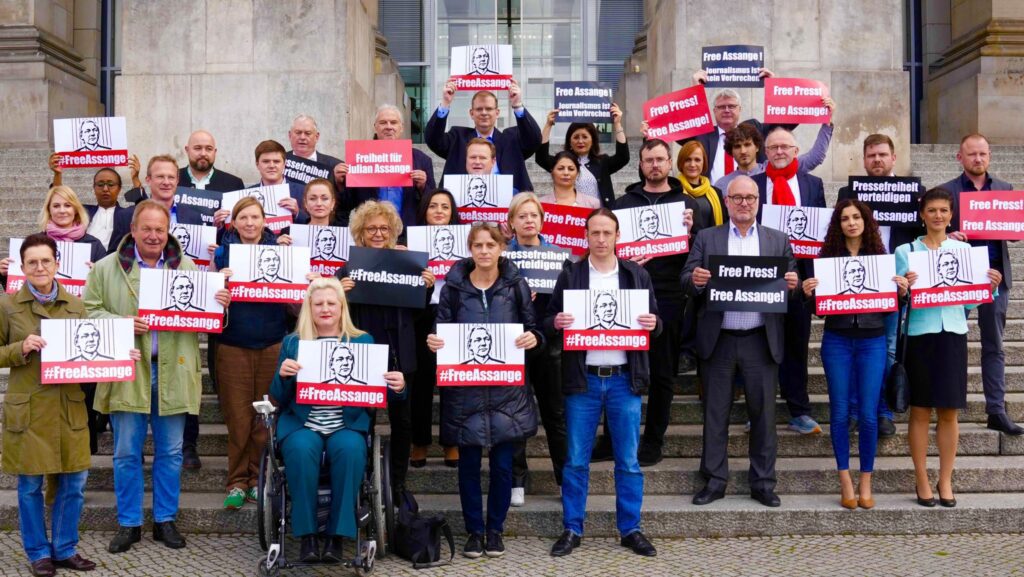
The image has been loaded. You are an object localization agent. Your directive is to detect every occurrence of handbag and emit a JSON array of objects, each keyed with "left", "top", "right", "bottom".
[
  {"left": 886, "top": 245, "right": 913, "bottom": 413},
  {"left": 393, "top": 490, "right": 455, "bottom": 569}
]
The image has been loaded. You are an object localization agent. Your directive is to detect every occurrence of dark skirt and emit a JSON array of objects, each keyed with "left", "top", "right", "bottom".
[{"left": 905, "top": 331, "right": 968, "bottom": 409}]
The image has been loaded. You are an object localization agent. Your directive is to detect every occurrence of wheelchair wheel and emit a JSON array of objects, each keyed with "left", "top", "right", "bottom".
[
  {"left": 370, "top": 434, "right": 391, "bottom": 556},
  {"left": 256, "top": 445, "right": 279, "bottom": 551},
  {"left": 381, "top": 438, "right": 395, "bottom": 553}
]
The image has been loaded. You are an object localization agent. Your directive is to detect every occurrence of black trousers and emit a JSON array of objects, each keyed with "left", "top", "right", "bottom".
[
  {"left": 779, "top": 286, "right": 812, "bottom": 419},
  {"left": 410, "top": 305, "right": 440, "bottom": 447},
  {"left": 185, "top": 335, "right": 219, "bottom": 450},
  {"left": 640, "top": 296, "right": 684, "bottom": 448},
  {"left": 388, "top": 389, "right": 412, "bottom": 496},
  {"left": 512, "top": 346, "right": 567, "bottom": 487}
]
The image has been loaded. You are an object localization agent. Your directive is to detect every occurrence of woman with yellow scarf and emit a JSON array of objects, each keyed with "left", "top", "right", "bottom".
[{"left": 676, "top": 141, "right": 726, "bottom": 230}]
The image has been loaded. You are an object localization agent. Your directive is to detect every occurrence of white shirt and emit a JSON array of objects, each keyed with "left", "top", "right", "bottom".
[
  {"left": 585, "top": 258, "right": 628, "bottom": 367},
  {"left": 721, "top": 222, "right": 765, "bottom": 330},
  {"left": 87, "top": 206, "right": 116, "bottom": 247},
  {"left": 186, "top": 166, "right": 214, "bottom": 190},
  {"left": 710, "top": 127, "right": 728, "bottom": 183},
  {"left": 765, "top": 174, "right": 802, "bottom": 206}
]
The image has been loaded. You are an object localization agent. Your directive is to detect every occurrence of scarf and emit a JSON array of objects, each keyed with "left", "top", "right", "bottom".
[
  {"left": 681, "top": 176, "right": 724, "bottom": 226},
  {"left": 765, "top": 159, "right": 799, "bottom": 205},
  {"left": 27, "top": 281, "right": 59, "bottom": 304},
  {"left": 46, "top": 221, "right": 87, "bottom": 242}
]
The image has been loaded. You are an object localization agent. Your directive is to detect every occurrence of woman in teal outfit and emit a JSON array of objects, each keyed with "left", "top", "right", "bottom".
[{"left": 270, "top": 277, "right": 406, "bottom": 563}]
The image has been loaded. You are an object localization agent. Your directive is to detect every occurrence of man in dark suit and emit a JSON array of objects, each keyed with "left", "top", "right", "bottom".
[
  {"left": 752, "top": 126, "right": 826, "bottom": 436},
  {"left": 682, "top": 175, "right": 798, "bottom": 508},
  {"left": 335, "top": 105, "right": 436, "bottom": 226},
  {"left": 287, "top": 114, "right": 342, "bottom": 174},
  {"left": 178, "top": 130, "right": 245, "bottom": 193},
  {"left": 943, "top": 132, "right": 1023, "bottom": 435},
  {"left": 425, "top": 76, "right": 541, "bottom": 192}
]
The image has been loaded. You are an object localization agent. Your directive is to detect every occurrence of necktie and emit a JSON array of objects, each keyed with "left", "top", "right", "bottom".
[{"left": 724, "top": 153, "right": 735, "bottom": 175}]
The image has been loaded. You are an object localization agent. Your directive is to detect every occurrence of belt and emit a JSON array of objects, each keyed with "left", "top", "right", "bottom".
[
  {"left": 586, "top": 365, "right": 627, "bottom": 377},
  {"left": 720, "top": 326, "right": 765, "bottom": 338}
]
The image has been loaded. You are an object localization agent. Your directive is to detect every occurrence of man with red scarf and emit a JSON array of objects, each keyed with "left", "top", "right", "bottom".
[{"left": 751, "top": 127, "right": 826, "bottom": 436}]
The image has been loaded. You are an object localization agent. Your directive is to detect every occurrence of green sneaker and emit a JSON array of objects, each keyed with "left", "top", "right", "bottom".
[
  {"left": 246, "top": 487, "right": 258, "bottom": 503},
  {"left": 223, "top": 487, "right": 246, "bottom": 510}
]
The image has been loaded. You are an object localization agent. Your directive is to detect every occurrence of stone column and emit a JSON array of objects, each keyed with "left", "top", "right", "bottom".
[{"left": 0, "top": 0, "right": 103, "bottom": 146}]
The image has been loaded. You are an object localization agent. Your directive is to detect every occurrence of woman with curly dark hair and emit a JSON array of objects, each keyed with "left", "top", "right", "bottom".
[{"left": 802, "top": 199, "right": 910, "bottom": 509}]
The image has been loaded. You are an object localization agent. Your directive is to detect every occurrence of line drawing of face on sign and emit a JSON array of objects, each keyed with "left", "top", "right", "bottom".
[
  {"left": 76, "top": 120, "right": 110, "bottom": 152},
  {"left": 838, "top": 259, "right": 877, "bottom": 295},
  {"left": 253, "top": 247, "right": 290, "bottom": 284},
  {"left": 465, "top": 177, "right": 495, "bottom": 208},
  {"left": 786, "top": 208, "right": 814, "bottom": 241},
  {"left": 469, "top": 47, "right": 498, "bottom": 75},
  {"left": 934, "top": 252, "right": 970, "bottom": 287},
  {"left": 170, "top": 225, "right": 195, "bottom": 258},
  {"left": 637, "top": 208, "right": 669, "bottom": 241},
  {"left": 53, "top": 247, "right": 71, "bottom": 279},
  {"left": 588, "top": 291, "right": 630, "bottom": 330},
  {"left": 313, "top": 228, "right": 340, "bottom": 261},
  {"left": 432, "top": 227, "right": 462, "bottom": 261},
  {"left": 464, "top": 326, "right": 503, "bottom": 364},
  {"left": 163, "top": 274, "right": 203, "bottom": 312},
  {"left": 325, "top": 345, "right": 364, "bottom": 384},
  {"left": 70, "top": 321, "right": 111, "bottom": 362}
]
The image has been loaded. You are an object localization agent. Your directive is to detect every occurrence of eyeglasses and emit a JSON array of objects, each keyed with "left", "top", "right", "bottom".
[
  {"left": 714, "top": 104, "right": 739, "bottom": 111},
  {"left": 726, "top": 195, "right": 759, "bottom": 205},
  {"left": 766, "top": 145, "right": 795, "bottom": 153},
  {"left": 641, "top": 158, "right": 670, "bottom": 166},
  {"left": 94, "top": 181, "right": 119, "bottom": 189},
  {"left": 366, "top": 226, "right": 391, "bottom": 236},
  {"left": 23, "top": 258, "right": 56, "bottom": 270}
]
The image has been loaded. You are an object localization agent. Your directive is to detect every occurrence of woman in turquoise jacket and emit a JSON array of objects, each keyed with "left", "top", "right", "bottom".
[
  {"left": 895, "top": 187, "right": 1002, "bottom": 508},
  {"left": 270, "top": 277, "right": 406, "bottom": 564}
]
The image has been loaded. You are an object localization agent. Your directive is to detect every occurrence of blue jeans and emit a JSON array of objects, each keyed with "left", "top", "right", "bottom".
[
  {"left": 562, "top": 372, "right": 643, "bottom": 537},
  {"left": 109, "top": 361, "right": 186, "bottom": 526},
  {"left": 18, "top": 471, "right": 88, "bottom": 562},
  {"left": 458, "top": 441, "right": 516, "bottom": 535},
  {"left": 821, "top": 331, "right": 887, "bottom": 472},
  {"left": 849, "top": 313, "right": 897, "bottom": 420}
]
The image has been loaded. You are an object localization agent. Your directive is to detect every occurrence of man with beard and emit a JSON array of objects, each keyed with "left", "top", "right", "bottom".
[{"left": 178, "top": 130, "right": 244, "bottom": 192}]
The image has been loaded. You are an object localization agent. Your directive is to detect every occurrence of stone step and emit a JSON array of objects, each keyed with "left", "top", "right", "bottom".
[{"left": 1, "top": 489, "right": 1020, "bottom": 537}]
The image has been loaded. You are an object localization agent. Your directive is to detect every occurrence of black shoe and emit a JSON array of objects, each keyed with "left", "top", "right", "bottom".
[
  {"left": 591, "top": 437, "right": 613, "bottom": 463},
  {"left": 678, "top": 353, "right": 697, "bottom": 375},
  {"left": 751, "top": 488, "right": 781, "bottom": 507},
  {"left": 321, "top": 536, "right": 344, "bottom": 564},
  {"left": 152, "top": 521, "right": 186, "bottom": 549},
  {"left": 30, "top": 558, "right": 55, "bottom": 577},
  {"left": 299, "top": 535, "right": 320, "bottom": 563},
  {"left": 463, "top": 533, "right": 484, "bottom": 559},
  {"left": 937, "top": 483, "right": 957, "bottom": 508},
  {"left": 485, "top": 531, "right": 505, "bottom": 557},
  {"left": 620, "top": 531, "right": 656, "bottom": 557},
  {"left": 692, "top": 486, "right": 725, "bottom": 506},
  {"left": 916, "top": 488, "right": 937, "bottom": 507},
  {"left": 987, "top": 413, "right": 1024, "bottom": 436},
  {"left": 550, "top": 530, "right": 581, "bottom": 557},
  {"left": 637, "top": 442, "right": 663, "bottom": 467},
  {"left": 182, "top": 445, "right": 202, "bottom": 470},
  {"left": 53, "top": 553, "right": 97, "bottom": 571},
  {"left": 878, "top": 416, "right": 897, "bottom": 438},
  {"left": 107, "top": 526, "right": 141, "bottom": 553}
]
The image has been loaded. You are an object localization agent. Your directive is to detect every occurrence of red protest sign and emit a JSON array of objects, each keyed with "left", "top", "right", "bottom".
[
  {"left": 959, "top": 191, "right": 1024, "bottom": 241},
  {"left": 542, "top": 203, "right": 591, "bottom": 255},
  {"left": 642, "top": 85, "right": 714, "bottom": 142},
  {"left": 345, "top": 139, "right": 414, "bottom": 188},
  {"left": 764, "top": 78, "right": 831, "bottom": 124}
]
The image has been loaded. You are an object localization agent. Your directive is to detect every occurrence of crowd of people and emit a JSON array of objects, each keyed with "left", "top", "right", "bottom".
[{"left": 0, "top": 70, "right": 1018, "bottom": 575}]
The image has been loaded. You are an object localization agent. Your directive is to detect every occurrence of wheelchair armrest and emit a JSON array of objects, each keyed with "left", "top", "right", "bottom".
[{"left": 253, "top": 395, "right": 277, "bottom": 416}]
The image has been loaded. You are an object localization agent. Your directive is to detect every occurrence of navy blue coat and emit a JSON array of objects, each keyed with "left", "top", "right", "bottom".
[{"left": 337, "top": 148, "right": 436, "bottom": 227}]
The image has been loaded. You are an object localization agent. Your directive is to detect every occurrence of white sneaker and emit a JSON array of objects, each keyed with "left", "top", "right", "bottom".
[{"left": 510, "top": 487, "right": 525, "bottom": 507}]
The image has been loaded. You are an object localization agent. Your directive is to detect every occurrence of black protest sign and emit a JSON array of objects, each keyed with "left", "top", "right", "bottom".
[
  {"left": 503, "top": 246, "right": 570, "bottom": 294},
  {"left": 706, "top": 255, "right": 789, "bottom": 313},
  {"left": 284, "top": 153, "right": 332, "bottom": 185},
  {"left": 846, "top": 176, "right": 922, "bottom": 228},
  {"left": 344, "top": 246, "right": 428, "bottom": 309},
  {"left": 701, "top": 45, "right": 765, "bottom": 87},
  {"left": 554, "top": 81, "right": 614, "bottom": 122},
  {"left": 173, "top": 187, "right": 221, "bottom": 225}
]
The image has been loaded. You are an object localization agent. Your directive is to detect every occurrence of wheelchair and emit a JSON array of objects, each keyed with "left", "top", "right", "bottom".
[{"left": 252, "top": 396, "right": 395, "bottom": 576}]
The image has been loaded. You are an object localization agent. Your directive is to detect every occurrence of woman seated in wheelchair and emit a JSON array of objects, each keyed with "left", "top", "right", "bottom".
[{"left": 270, "top": 277, "right": 406, "bottom": 563}]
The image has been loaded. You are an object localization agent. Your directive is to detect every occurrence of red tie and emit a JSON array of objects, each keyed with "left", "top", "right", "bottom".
[{"left": 724, "top": 153, "right": 735, "bottom": 175}]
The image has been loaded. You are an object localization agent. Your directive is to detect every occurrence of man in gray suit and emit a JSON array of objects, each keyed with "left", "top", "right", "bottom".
[{"left": 681, "top": 175, "right": 798, "bottom": 508}]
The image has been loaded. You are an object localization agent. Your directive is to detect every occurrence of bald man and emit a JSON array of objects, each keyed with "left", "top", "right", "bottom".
[{"left": 179, "top": 130, "right": 244, "bottom": 192}]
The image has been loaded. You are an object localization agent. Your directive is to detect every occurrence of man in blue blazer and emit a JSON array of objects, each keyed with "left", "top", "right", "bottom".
[{"left": 424, "top": 76, "right": 541, "bottom": 193}]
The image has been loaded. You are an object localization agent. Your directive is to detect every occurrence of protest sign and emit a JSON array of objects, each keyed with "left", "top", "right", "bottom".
[
  {"left": 707, "top": 255, "right": 789, "bottom": 313},
  {"left": 296, "top": 340, "right": 390, "bottom": 408},
  {"left": 446, "top": 174, "right": 514, "bottom": 223},
  {"left": 406, "top": 224, "right": 471, "bottom": 280},
  {"left": 284, "top": 153, "right": 332, "bottom": 186},
  {"left": 40, "top": 318, "right": 135, "bottom": 384},
  {"left": 168, "top": 223, "right": 218, "bottom": 270},
  {"left": 764, "top": 78, "right": 831, "bottom": 124},
  {"left": 907, "top": 246, "right": 993, "bottom": 308},
  {"left": 846, "top": 177, "right": 922, "bottom": 227},
  {"left": 554, "top": 81, "right": 613, "bottom": 122},
  {"left": 541, "top": 203, "right": 591, "bottom": 255},
  {"left": 450, "top": 45, "right": 513, "bottom": 91},
  {"left": 174, "top": 187, "right": 222, "bottom": 226},
  {"left": 222, "top": 185, "right": 294, "bottom": 233},
  {"left": 958, "top": 191, "right": 1024, "bottom": 241},
  {"left": 503, "top": 246, "right": 570, "bottom": 294},
  {"left": 344, "top": 246, "right": 428, "bottom": 308},
  {"left": 701, "top": 45, "right": 765, "bottom": 87},
  {"left": 613, "top": 201, "right": 689, "bottom": 259},
  {"left": 227, "top": 245, "right": 310, "bottom": 303},
  {"left": 6, "top": 238, "right": 90, "bottom": 297},
  {"left": 643, "top": 85, "right": 714, "bottom": 142},
  {"left": 344, "top": 139, "right": 414, "bottom": 188},
  {"left": 138, "top": 269, "right": 225, "bottom": 333},
  {"left": 761, "top": 204, "right": 833, "bottom": 258},
  {"left": 562, "top": 289, "right": 650, "bottom": 351},
  {"left": 436, "top": 323, "right": 525, "bottom": 386},
  {"left": 813, "top": 254, "right": 898, "bottom": 315},
  {"left": 53, "top": 117, "right": 128, "bottom": 169},
  {"left": 291, "top": 224, "right": 351, "bottom": 277}
]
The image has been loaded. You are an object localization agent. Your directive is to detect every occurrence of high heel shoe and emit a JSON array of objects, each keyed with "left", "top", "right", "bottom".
[
  {"left": 936, "top": 483, "right": 957, "bottom": 508},
  {"left": 915, "top": 488, "right": 936, "bottom": 508},
  {"left": 444, "top": 446, "right": 459, "bottom": 468},
  {"left": 410, "top": 445, "right": 428, "bottom": 468},
  {"left": 857, "top": 495, "right": 875, "bottom": 510},
  {"left": 840, "top": 495, "right": 858, "bottom": 510}
]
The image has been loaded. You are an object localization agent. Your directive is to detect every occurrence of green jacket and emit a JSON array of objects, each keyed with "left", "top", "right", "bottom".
[
  {"left": 84, "top": 235, "right": 202, "bottom": 416},
  {"left": 0, "top": 284, "right": 91, "bottom": 475}
]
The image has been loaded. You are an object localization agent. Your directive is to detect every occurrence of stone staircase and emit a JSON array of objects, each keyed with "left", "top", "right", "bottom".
[{"left": 0, "top": 143, "right": 1023, "bottom": 537}]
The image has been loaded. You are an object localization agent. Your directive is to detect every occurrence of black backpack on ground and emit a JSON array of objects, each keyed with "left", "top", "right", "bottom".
[{"left": 393, "top": 490, "right": 455, "bottom": 568}]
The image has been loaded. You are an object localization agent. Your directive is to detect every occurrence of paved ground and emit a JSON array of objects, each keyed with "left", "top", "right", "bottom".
[{"left": 0, "top": 532, "right": 1022, "bottom": 576}]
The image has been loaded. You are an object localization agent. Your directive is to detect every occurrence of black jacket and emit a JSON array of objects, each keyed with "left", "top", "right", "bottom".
[
  {"left": 177, "top": 167, "right": 245, "bottom": 193},
  {"left": 337, "top": 149, "right": 436, "bottom": 227},
  {"left": 544, "top": 258, "right": 662, "bottom": 395},
  {"left": 836, "top": 181, "right": 926, "bottom": 254},
  {"left": 434, "top": 257, "right": 541, "bottom": 448},
  {"left": 535, "top": 140, "right": 630, "bottom": 208},
  {"left": 106, "top": 202, "right": 206, "bottom": 254}
]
